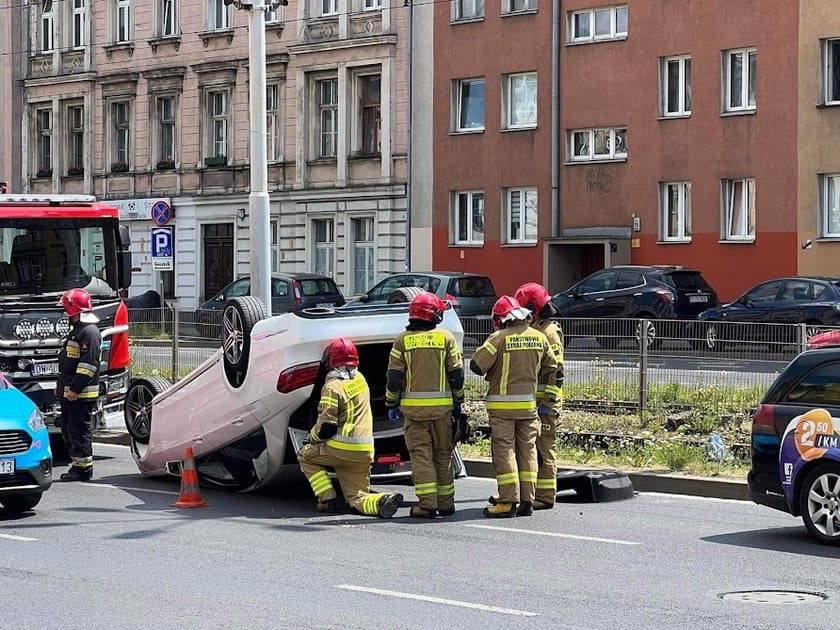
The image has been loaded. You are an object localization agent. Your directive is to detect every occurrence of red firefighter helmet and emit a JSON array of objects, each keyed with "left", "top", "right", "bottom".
[
  {"left": 492, "top": 295, "right": 526, "bottom": 329},
  {"left": 409, "top": 291, "right": 445, "bottom": 324},
  {"left": 325, "top": 337, "right": 359, "bottom": 369},
  {"left": 60, "top": 288, "right": 94, "bottom": 317},
  {"left": 514, "top": 282, "right": 552, "bottom": 314}
]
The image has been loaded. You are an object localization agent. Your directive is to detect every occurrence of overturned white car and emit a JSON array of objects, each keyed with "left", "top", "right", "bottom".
[{"left": 124, "top": 297, "right": 465, "bottom": 491}]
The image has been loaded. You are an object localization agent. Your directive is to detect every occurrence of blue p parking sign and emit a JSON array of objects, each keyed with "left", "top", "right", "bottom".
[{"left": 151, "top": 227, "right": 174, "bottom": 270}]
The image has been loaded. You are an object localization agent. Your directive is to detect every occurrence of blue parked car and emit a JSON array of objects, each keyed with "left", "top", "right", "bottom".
[{"left": 0, "top": 375, "right": 52, "bottom": 514}]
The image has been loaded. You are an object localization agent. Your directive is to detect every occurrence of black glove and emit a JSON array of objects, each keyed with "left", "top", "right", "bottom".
[{"left": 451, "top": 410, "right": 471, "bottom": 444}]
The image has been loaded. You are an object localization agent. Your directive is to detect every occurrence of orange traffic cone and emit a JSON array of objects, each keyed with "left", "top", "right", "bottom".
[{"left": 171, "top": 447, "right": 208, "bottom": 508}]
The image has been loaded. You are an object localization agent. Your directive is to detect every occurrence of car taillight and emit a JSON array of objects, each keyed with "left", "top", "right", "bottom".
[
  {"left": 655, "top": 289, "right": 674, "bottom": 304},
  {"left": 751, "top": 403, "right": 777, "bottom": 435},
  {"left": 277, "top": 362, "right": 320, "bottom": 393},
  {"left": 445, "top": 293, "right": 461, "bottom": 310},
  {"left": 292, "top": 280, "right": 302, "bottom": 304},
  {"left": 377, "top": 454, "right": 403, "bottom": 466}
]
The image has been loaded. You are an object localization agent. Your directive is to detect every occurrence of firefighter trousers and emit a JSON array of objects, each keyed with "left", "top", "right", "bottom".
[
  {"left": 297, "top": 442, "right": 388, "bottom": 516},
  {"left": 403, "top": 415, "right": 455, "bottom": 511},
  {"left": 60, "top": 399, "right": 94, "bottom": 470},
  {"left": 488, "top": 414, "right": 539, "bottom": 504},
  {"left": 535, "top": 409, "right": 558, "bottom": 505}
]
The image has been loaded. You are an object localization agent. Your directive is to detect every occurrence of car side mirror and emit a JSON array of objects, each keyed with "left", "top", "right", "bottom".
[{"left": 357, "top": 294, "right": 369, "bottom": 303}]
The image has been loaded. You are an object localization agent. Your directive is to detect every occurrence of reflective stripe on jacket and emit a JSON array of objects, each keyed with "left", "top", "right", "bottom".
[{"left": 311, "top": 372, "right": 375, "bottom": 460}]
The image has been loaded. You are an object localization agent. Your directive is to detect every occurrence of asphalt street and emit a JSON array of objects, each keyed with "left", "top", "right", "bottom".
[{"left": 2, "top": 444, "right": 839, "bottom": 629}]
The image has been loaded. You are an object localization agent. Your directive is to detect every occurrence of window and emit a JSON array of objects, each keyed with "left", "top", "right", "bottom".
[
  {"left": 363, "top": 0, "right": 381, "bottom": 10},
  {"left": 504, "top": 72, "right": 537, "bottom": 129},
  {"left": 724, "top": 48, "right": 756, "bottom": 112},
  {"left": 207, "top": 91, "right": 228, "bottom": 160},
  {"left": 208, "top": 0, "right": 230, "bottom": 30},
  {"left": 36, "top": 108, "right": 52, "bottom": 176},
  {"left": 352, "top": 217, "right": 375, "bottom": 294},
  {"left": 660, "top": 182, "right": 691, "bottom": 241},
  {"left": 661, "top": 56, "right": 691, "bottom": 116},
  {"left": 822, "top": 39, "right": 840, "bottom": 106},
  {"left": 156, "top": 96, "right": 176, "bottom": 167},
  {"left": 313, "top": 219, "right": 335, "bottom": 277},
  {"left": 270, "top": 220, "right": 279, "bottom": 272},
  {"left": 503, "top": 0, "right": 536, "bottom": 14},
  {"left": 111, "top": 101, "right": 130, "bottom": 169},
  {"left": 72, "top": 0, "right": 86, "bottom": 49},
  {"left": 67, "top": 105, "right": 85, "bottom": 174},
  {"left": 453, "top": 191, "right": 485, "bottom": 245},
  {"left": 40, "top": 1, "right": 54, "bottom": 52},
  {"left": 318, "top": 78, "right": 338, "bottom": 158},
  {"left": 359, "top": 75, "right": 381, "bottom": 155},
  {"left": 159, "top": 0, "right": 178, "bottom": 37},
  {"left": 455, "top": 78, "right": 485, "bottom": 132},
  {"left": 578, "top": 270, "right": 616, "bottom": 294},
  {"left": 614, "top": 271, "right": 643, "bottom": 290},
  {"left": 569, "top": 5, "right": 627, "bottom": 43},
  {"left": 505, "top": 188, "right": 537, "bottom": 244},
  {"left": 820, "top": 174, "right": 840, "bottom": 238},
  {"left": 114, "top": 0, "right": 131, "bottom": 43},
  {"left": 569, "top": 127, "right": 627, "bottom": 161},
  {"left": 722, "top": 178, "right": 755, "bottom": 241},
  {"left": 266, "top": 85, "right": 280, "bottom": 162},
  {"left": 265, "top": 4, "right": 281, "bottom": 23},
  {"left": 453, "top": 0, "right": 484, "bottom": 21},
  {"left": 319, "top": 0, "right": 339, "bottom": 17},
  {"left": 786, "top": 361, "right": 840, "bottom": 406}
]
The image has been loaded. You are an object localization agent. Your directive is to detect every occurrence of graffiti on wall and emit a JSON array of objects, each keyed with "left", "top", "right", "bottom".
[{"left": 586, "top": 165, "right": 612, "bottom": 194}]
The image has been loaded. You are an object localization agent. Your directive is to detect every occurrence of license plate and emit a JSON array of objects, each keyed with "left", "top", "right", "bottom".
[
  {"left": 475, "top": 314, "right": 492, "bottom": 320},
  {"left": 0, "top": 459, "right": 14, "bottom": 475},
  {"left": 31, "top": 362, "right": 59, "bottom": 376},
  {"left": 688, "top": 295, "right": 709, "bottom": 303},
  {"left": 317, "top": 303, "right": 334, "bottom": 308}
]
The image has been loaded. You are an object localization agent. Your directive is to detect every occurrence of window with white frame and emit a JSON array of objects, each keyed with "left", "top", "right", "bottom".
[
  {"left": 661, "top": 55, "right": 691, "bottom": 117},
  {"left": 266, "top": 85, "right": 280, "bottom": 162},
  {"left": 505, "top": 188, "right": 537, "bottom": 244},
  {"left": 453, "top": 0, "right": 485, "bottom": 22},
  {"left": 313, "top": 219, "right": 335, "bottom": 277},
  {"left": 39, "top": 1, "right": 54, "bottom": 52},
  {"left": 318, "top": 78, "right": 338, "bottom": 158},
  {"left": 363, "top": 0, "right": 381, "bottom": 10},
  {"left": 156, "top": 95, "right": 177, "bottom": 166},
  {"left": 660, "top": 182, "right": 691, "bottom": 241},
  {"left": 159, "top": 0, "right": 178, "bottom": 37},
  {"left": 453, "top": 191, "right": 485, "bottom": 245},
  {"left": 569, "top": 5, "right": 627, "bottom": 43},
  {"left": 265, "top": 3, "right": 281, "bottom": 23},
  {"left": 504, "top": 72, "right": 537, "bottom": 129},
  {"left": 359, "top": 74, "right": 381, "bottom": 155},
  {"left": 724, "top": 48, "right": 756, "bottom": 112},
  {"left": 208, "top": 0, "right": 230, "bottom": 30},
  {"left": 114, "top": 0, "right": 131, "bottom": 43},
  {"left": 270, "top": 220, "right": 279, "bottom": 272},
  {"left": 207, "top": 90, "right": 228, "bottom": 160},
  {"left": 318, "top": 0, "right": 339, "bottom": 17},
  {"left": 454, "top": 78, "right": 485, "bottom": 132},
  {"left": 67, "top": 105, "right": 85, "bottom": 174},
  {"left": 822, "top": 39, "right": 840, "bottom": 106},
  {"left": 820, "top": 174, "right": 840, "bottom": 237},
  {"left": 503, "top": 0, "right": 536, "bottom": 14},
  {"left": 36, "top": 108, "right": 52, "bottom": 175},
  {"left": 722, "top": 178, "right": 755, "bottom": 241},
  {"left": 111, "top": 101, "right": 130, "bottom": 168},
  {"left": 351, "top": 217, "right": 375, "bottom": 294},
  {"left": 72, "top": 0, "right": 86, "bottom": 49},
  {"left": 569, "top": 127, "right": 627, "bottom": 161}
]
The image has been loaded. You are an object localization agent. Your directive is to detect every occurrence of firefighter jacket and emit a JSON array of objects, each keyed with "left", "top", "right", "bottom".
[
  {"left": 310, "top": 370, "right": 375, "bottom": 462},
  {"left": 385, "top": 327, "right": 465, "bottom": 420},
  {"left": 471, "top": 321, "right": 559, "bottom": 420},
  {"left": 533, "top": 318, "right": 565, "bottom": 413},
  {"left": 58, "top": 321, "right": 102, "bottom": 400}
]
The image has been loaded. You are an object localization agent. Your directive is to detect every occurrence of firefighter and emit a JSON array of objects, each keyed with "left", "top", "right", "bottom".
[
  {"left": 56, "top": 288, "right": 102, "bottom": 482},
  {"left": 514, "top": 282, "right": 565, "bottom": 510},
  {"left": 470, "top": 296, "right": 559, "bottom": 517},
  {"left": 385, "top": 291, "right": 465, "bottom": 519},
  {"left": 298, "top": 338, "right": 403, "bottom": 518}
]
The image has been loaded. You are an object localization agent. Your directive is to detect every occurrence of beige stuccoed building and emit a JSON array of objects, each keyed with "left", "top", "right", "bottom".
[{"left": 2, "top": 0, "right": 434, "bottom": 308}]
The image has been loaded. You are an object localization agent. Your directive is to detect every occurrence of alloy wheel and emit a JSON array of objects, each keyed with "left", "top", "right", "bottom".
[
  {"left": 806, "top": 471, "right": 840, "bottom": 539},
  {"left": 223, "top": 306, "right": 244, "bottom": 366}
]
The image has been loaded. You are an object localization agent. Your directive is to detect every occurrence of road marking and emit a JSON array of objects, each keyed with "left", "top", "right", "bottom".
[
  {"left": 0, "top": 533, "right": 37, "bottom": 542},
  {"left": 335, "top": 584, "right": 538, "bottom": 617},
  {"left": 643, "top": 492, "right": 750, "bottom": 505},
  {"left": 86, "top": 483, "right": 176, "bottom": 496},
  {"left": 465, "top": 524, "right": 640, "bottom": 546}
]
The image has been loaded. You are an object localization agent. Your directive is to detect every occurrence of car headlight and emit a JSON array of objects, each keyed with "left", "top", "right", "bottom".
[{"left": 27, "top": 408, "right": 46, "bottom": 433}]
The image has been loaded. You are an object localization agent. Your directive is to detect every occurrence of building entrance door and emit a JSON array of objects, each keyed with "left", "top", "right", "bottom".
[{"left": 203, "top": 223, "right": 234, "bottom": 301}]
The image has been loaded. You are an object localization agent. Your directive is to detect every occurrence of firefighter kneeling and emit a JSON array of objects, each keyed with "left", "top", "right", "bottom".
[
  {"left": 470, "top": 296, "right": 559, "bottom": 517},
  {"left": 297, "top": 338, "right": 403, "bottom": 518}
]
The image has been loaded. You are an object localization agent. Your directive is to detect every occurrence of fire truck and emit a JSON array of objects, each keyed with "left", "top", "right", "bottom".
[{"left": 0, "top": 194, "right": 132, "bottom": 432}]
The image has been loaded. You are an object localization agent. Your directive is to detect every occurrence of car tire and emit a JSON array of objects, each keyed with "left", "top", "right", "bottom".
[
  {"left": 700, "top": 322, "right": 723, "bottom": 352},
  {"left": 124, "top": 376, "right": 172, "bottom": 445},
  {"left": 387, "top": 286, "right": 425, "bottom": 304},
  {"left": 1, "top": 493, "right": 42, "bottom": 514},
  {"left": 222, "top": 296, "right": 267, "bottom": 388},
  {"left": 634, "top": 318, "right": 661, "bottom": 350},
  {"left": 799, "top": 463, "right": 840, "bottom": 546}
]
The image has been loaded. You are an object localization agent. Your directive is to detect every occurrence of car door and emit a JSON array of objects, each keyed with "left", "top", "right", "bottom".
[
  {"left": 270, "top": 278, "right": 294, "bottom": 313},
  {"left": 565, "top": 270, "right": 620, "bottom": 318},
  {"left": 724, "top": 280, "right": 783, "bottom": 341},
  {"left": 208, "top": 278, "right": 249, "bottom": 313},
  {"left": 612, "top": 271, "right": 646, "bottom": 317},
  {"left": 771, "top": 280, "right": 813, "bottom": 326}
]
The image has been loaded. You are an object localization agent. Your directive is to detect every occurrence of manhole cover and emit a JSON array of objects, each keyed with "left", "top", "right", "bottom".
[{"left": 718, "top": 591, "right": 827, "bottom": 604}]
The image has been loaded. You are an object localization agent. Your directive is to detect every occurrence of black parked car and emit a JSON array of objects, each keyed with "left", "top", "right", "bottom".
[
  {"left": 550, "top": 265, "right": 717, "bottom": 349},
  {"left": 697, "top": 276, "right": 840, "bottom": 350},
  {"left": 748, "top": 331, "right": 840, "bottom": 545},
  {"left": 195, "top": 273, "right": 345, "bottom": 338}
]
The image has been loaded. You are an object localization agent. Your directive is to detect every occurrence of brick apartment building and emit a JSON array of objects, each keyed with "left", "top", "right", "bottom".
[{"left": 432, "top": 0, "right": 840, "bottom": 301}]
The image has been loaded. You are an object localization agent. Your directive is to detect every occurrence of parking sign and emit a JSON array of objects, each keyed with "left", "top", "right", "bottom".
[{"left": 151, "top": 227, "right": 174, "bottom": 270}]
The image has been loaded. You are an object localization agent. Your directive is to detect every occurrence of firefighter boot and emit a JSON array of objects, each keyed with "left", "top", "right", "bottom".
[
  {"left": 377, "top": 493, "right": 404, "bottom": 519},
  {"left": 516, "top": 501, "right": 534, "bottom": 517},
  {"left": 409, "top": 506, "right": 437, "bottom": 519},
  {"left": 437, "top": 507, "right": 456, "bottom": 517},
  {"left": 533, "top": 499, "right": 554, "bottom": 511},
  {"left": 59, "top": 466, "right": 92, "bottom": 482},
  {"left": 483, "top": 502, "right": 517, "bottom": 518},
  {"left": 316, "top": 498, "right": 341, "bottom": 513}
]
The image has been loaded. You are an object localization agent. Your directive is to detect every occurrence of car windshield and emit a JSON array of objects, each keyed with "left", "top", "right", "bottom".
[
  {"left": 298, "top": 279, "right": 340, "bottom": 296},
  {"left": 449, "top": 276, "right": 495, "bottom": 297},
  {"left": 663, "top": 272, "right": 713, "bottom": 292}
]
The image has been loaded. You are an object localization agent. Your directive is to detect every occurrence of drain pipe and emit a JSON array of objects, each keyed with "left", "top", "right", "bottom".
[
  {"left": 405, "top": 0, "right": 414, "bottom": 271},
  {"left": 551, "top": 0, "right": 560, "bottom": 238}
]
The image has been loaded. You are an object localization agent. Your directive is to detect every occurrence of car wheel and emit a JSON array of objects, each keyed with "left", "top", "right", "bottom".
[
  {"left": 222, "top": 296, "right": 267, "bottom": 388},
  {"left": 806, "top": 323, "right": 826, "bottom": 343},
  {"left": 387, "top": 286, "right": 425, "bottom": 304},
  {"left": 1, "top": 493, "right": 42, "bottom": 514},
  {"left": 799, "top": 464, "right": 840, "bottom": 546},
  {"left": 634, "top": 319, "right": 661, "bottom": 350},
  {"left": 124, "top": 376, "right": 172, "bottom": 445},
  {"left": 700, "top": 322, "right": 722, "bottom": 351}
]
